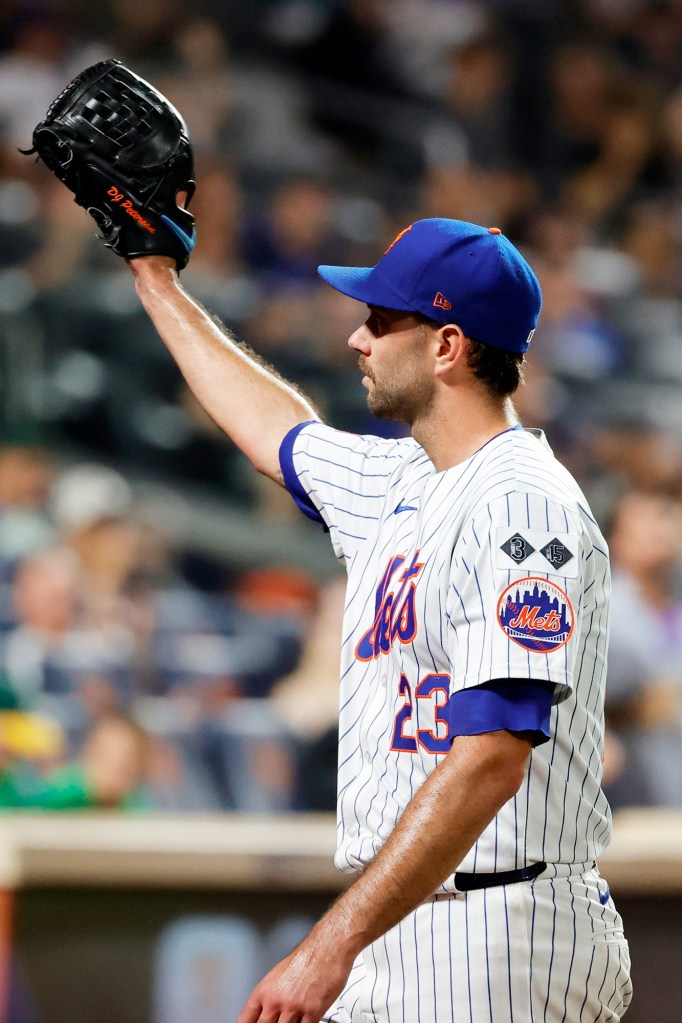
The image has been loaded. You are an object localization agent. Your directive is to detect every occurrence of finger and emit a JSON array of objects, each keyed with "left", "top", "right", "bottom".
[
  {"left": 254, "top": 1010, "right": 281, "bottom": 1023},
  {"left": 176, "top": 188, "right": 188, "bottom": 208},
  {"left": 235, "top": 998, "right": 262, "bottom": 1023}
]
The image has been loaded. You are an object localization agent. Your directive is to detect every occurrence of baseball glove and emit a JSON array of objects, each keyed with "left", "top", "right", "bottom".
[{"left": 24, "top": 58, "right": 196, "bottom": 269}]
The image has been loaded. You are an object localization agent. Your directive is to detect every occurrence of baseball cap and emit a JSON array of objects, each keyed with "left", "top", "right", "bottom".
[{"left": 318, "top": 218, "right": 542, "bottom": 353}]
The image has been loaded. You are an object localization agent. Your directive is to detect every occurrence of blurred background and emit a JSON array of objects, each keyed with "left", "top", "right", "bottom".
[{"left": 1, "top": 0, "right": 682, "bottom": 1019}]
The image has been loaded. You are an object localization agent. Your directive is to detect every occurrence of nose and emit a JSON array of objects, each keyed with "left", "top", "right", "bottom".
[{"left": 348, "top": 323, "right": 371, "bottom": 355}]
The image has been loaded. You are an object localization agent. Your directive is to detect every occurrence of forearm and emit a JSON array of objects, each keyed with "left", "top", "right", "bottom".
[
  {"left": 311, "top": 731, "right": 531, "bottom": 959},
  {"left": 130, "top": 261, "right": 319, "bottom": 480},
  {"left": 237, "top": 734, "right": 530, "bottom": 1022}
]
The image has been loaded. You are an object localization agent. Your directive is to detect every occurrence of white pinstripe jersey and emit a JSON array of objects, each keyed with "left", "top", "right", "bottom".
[{"left": 282, "top": 421, "right": 612, "bottom": 889}]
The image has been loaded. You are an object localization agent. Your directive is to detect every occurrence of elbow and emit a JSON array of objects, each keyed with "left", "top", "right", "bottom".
[
  {"left": 488, "top": 740, "right": 531, "bottom": 804},
  {"left": 494, "top": 757, "right": 529, "bottom": 803},
  {"left": 236, "top": 433, "right": 286, "bottom": 483},
  {"left": 451, "top": 731, "right": 532, "bottom": 804},
  {"left": 251, "top": 451, "right": 278, "bottom": 481}
]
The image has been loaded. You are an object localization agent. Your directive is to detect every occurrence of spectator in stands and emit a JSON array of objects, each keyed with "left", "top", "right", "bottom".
[
  {"left": 240, "top": 177, "right": 336, "bottom": 289},
  {"left": 107, "top": 0, "right": 183, "bottom": 68},
  {"left": 605, "top": 490, "right": 682, "bottom": 808},
  {"left": 0, "top": 438, "right": 55, "bottom": 574},
  {"left": 618, "top": 198, "right": 682, "bottom": 300},
  {"left": 156, "top": 18, "right": 233, "bottom": 156},
  {"left": 0, "top": 709, "right": 150, "bottom": 810},
  {"left": 271, "top": 577, "right": 346, "bottom": 811},
  {"left": 0, "top": 7, "right": 68, "bottom": 161},
  {"left": 286, "top": 0, "right": 421, "bottom": 157},
  {"left": 430, "top": 33, "right": 517, "bottom": 170},
  {"left": 51, "top": 463, "right": 142, "bottom": 632},
  {"left": 181, "top": 160, "right": 245, "bottom": 285},
  {"left": 1, "top": 544, "right": 132, "bottom": 736}
]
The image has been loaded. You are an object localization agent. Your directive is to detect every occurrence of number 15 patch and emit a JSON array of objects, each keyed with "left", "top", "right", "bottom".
[{"left": 496, "top": 528, "right": 578, "bottom": 577}]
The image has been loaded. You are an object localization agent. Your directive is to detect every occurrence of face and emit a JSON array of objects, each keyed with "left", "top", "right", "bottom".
[
  {"left": 84, "top": 719, "right": 146, "bottom": 804},
  {"left": 348, "top": 307, "right": 436, "bottom": 423}
]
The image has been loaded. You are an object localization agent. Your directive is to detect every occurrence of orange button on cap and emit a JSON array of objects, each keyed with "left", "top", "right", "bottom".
[{"left": 488, "top": 227, "right": 502, "bottom": 235}]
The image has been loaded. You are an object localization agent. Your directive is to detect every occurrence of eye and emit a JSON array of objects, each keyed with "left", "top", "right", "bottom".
[{"left": 368, "top": 310, "right": 386, "bottom": 334}]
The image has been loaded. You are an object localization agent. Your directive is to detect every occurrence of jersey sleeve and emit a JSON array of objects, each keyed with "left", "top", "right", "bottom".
[
  {"left": 279, "top": 421, "right": 418, "bottom": 562},
  {"left": 446, "top": 490, "right": 592, "bottom": 708}
]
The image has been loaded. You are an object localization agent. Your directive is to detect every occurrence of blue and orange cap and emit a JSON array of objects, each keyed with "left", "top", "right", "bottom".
[{"left": 318, "top": 218, "right": 542, "bottom": 354}]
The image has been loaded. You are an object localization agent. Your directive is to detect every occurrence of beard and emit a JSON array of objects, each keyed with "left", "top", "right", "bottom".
[{"left": 361, "top": 358, "right": 435, "bottom": 423}]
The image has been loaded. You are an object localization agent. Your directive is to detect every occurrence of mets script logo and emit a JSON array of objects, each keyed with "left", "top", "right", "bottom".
[
  {"left": 384, "top": 224, "right": 413, "bottom": 254},
  {"left": 356, "top": 551, "right": 424, "bottom": 661},
  {"left": 497, "top": 577, "right": 574, "bottom": 654}
]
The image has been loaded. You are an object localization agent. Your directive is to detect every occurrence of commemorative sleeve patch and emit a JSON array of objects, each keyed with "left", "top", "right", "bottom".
[
  {"left": 497, "top": 577, "right": 574, "bottom": 653},
  {"left": 496, "top": 528, "right": 578, "bottom": 577}
]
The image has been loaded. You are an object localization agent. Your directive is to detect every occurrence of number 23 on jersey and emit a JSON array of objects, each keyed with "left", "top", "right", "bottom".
[{"left": 391, "top": 672, "right": 452, "bottom": 754}]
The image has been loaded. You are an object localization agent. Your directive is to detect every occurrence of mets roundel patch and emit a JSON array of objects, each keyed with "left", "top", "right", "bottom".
[{"left": 497, "top": 577, "right": 574, "bottom": 654}]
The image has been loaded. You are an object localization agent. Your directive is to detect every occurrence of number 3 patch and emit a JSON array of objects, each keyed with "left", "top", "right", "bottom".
[
  {"left": 496, "top": 528, "right": 578, "bottom": 577},
  {"left": 497, "top": 577, "right": 574, "bottom": 653}
]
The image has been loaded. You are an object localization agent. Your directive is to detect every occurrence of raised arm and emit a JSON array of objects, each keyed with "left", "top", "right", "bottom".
[{"left": 129, "top": 258, "right": 320, "bottom": 482}]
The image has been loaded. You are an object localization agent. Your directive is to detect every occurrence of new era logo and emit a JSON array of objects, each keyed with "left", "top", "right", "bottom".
[{"left": 433, "top": 292, "right": 452, "bottom": 311}]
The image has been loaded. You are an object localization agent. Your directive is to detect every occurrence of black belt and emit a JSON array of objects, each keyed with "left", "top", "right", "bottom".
[{"left": 454, "top": 860, "right": 546, "bottom": 892}]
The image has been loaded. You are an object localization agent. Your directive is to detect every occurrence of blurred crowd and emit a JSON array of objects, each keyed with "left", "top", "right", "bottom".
[{"left": 1, "top": 0, "right": 682, "bottom": 813}]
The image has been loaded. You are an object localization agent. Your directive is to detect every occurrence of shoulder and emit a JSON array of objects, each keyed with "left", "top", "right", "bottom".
[
  {"left": 293, "top": 421, "right": 422, "bottom": 460},
  {"left": 450, "top": 430, "right": 607, "bottom": 564},
  {"left": 290, "top": 421, "right": 430, "bottom": 482},
  {"left": 466, "top": 428, "right": 591, "bottom": 520}
]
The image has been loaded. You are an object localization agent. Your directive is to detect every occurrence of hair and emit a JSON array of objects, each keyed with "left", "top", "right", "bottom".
[
  {"left": 416, "top": 315, "right": 525, "bottom": 398},
  {"left": 87, "top": 710, "right": 150, "bottom": 749},
  {"left": 463, "top": 338, "right": 525, "bottom": 397}
]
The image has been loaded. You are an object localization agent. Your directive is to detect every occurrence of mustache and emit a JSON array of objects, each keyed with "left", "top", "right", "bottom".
[{"left": 358, "top": 357, "right": 374, "bottom": 380}]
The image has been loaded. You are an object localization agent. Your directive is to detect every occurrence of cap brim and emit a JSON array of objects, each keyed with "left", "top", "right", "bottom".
[
  {"left": 317, "top": 264, "right": 414, "bottom": 312},
  {"left": 317, "top": 265, "right": 374, "bottom": 300}
]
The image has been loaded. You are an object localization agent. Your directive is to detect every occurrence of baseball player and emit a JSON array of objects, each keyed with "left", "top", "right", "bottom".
[{"left": 127, "top": 218, "right": 631, "bottom": 1023}]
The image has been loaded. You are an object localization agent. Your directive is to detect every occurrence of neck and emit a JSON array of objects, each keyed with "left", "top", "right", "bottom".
[{"left": 411, "top": 394, "right": 518, "bottom": 472}]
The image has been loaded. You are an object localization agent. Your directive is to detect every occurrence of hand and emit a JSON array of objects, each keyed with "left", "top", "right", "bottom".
[
  {"left": 236, "top": 930, "right": 356, "bottom": 1023},
  {"left": 126, "top": 193, "right": 189, "bottom": 280}
]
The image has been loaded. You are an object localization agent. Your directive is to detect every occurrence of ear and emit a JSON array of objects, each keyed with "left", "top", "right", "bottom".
[{"left": 433, "top": 323, "right": 469, "bottom": 379}]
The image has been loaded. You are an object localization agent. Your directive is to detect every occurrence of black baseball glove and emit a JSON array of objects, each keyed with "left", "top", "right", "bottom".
[{"left": 24, "top": 58, "right": 196, "bottom": 269}]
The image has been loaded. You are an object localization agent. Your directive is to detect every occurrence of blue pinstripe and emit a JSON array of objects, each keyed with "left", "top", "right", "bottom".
[
  {"left": 429, "top": 902, "right": 437, "bottom": 1022},
  {"left": 542, "top": 880, "right": 558, "bottom": 1022},
  {"left": 398, "top": 916, "right": 406, "bottom": 1023},
  {"left": 447, "top": 901, "right": 455, "bottom": 1023},
  {"left": 465, "top": 895, "right": 474, "bottom": 1023},
  {"left": 561, "top": 877, "right": 578, "bottom": 1023},
  {"left": 502, "top": 886, "right": 514, "bottom": 1022},
  {"left": 483, "top": 888, "right": 494, "bottom": 1022},
  {"left": 413, "top": 912, "right": 421, "bottom": 1023},
  {"left": 579, "top": 945, "right": 597, "bottom": 1022}
]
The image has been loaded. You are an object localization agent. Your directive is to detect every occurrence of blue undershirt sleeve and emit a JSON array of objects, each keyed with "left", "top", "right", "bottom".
[{"left": 448, "top": 679, "right": 554, "bottom": 747}]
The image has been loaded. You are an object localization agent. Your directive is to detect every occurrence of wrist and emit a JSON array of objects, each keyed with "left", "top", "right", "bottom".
[
  {"left": 128, "top": 256, "right": 179, "bottom": 292},
  {"left": 311, "top": 900, "right": 373, "bottom": 962}
]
